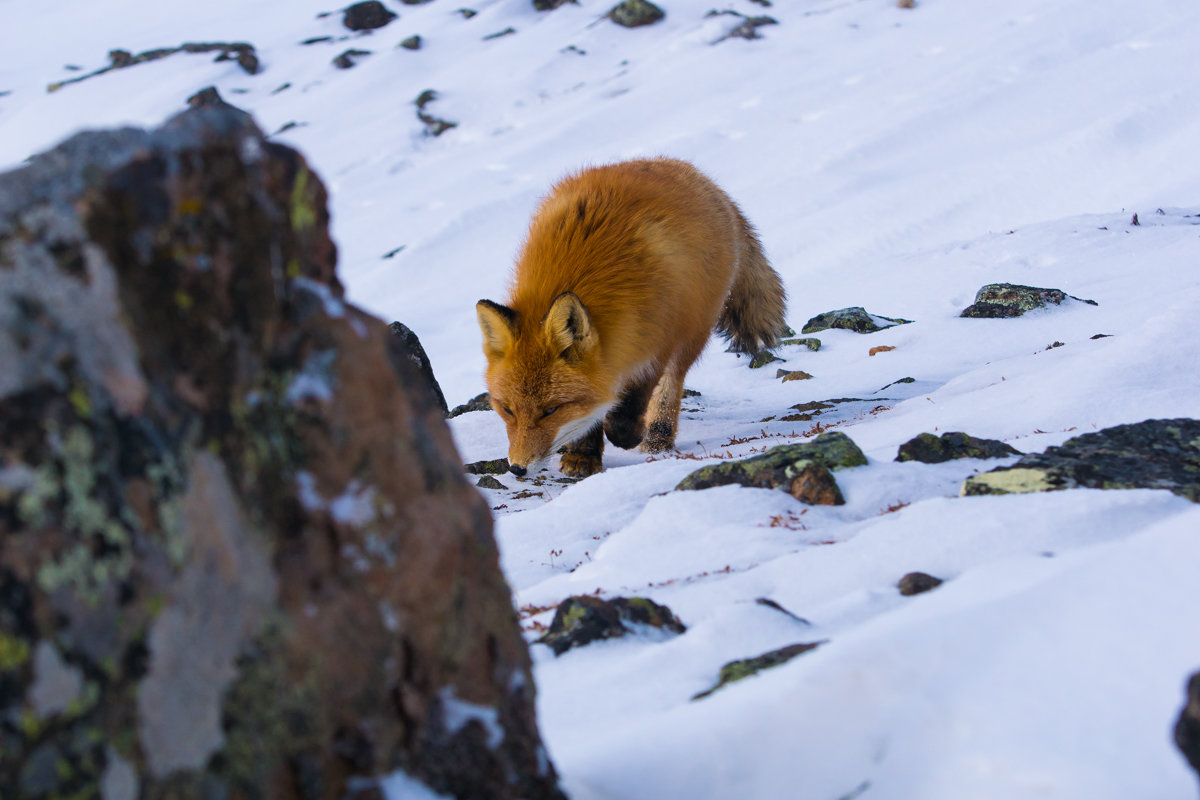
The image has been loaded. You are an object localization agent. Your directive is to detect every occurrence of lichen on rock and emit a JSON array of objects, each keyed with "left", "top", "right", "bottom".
[
  {"left": 801, "top": 306, "right": 912, "bottom": 334},
  {"left": 676, "top": 431, "right": 867, "bottom": 505},
  {"left": 0, "top": 103, "right": 564, "bottom": 800},
  {"left": 962, "top": 418, "right": 1200, "bottom": 502},
  {"left": 692, "top": 641, "right": 824, "bottom": 700},
  {"left": 537, "top": 595, "right": 686, "bottom": 655},
  {"left": 896, "top": 431, "right": 1021, "bottom": 463},
  {"left": 959, "top": 282, "right": 1097, "bottom": 318}
]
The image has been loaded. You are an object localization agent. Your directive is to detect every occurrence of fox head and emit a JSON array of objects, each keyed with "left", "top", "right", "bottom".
[{"left": 476, "top": 292, "right": 610, "bottom": 475}]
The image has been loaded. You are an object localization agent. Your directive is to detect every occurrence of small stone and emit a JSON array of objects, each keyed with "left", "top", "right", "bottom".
[
  {"left": 801, "top": 307, "right": 912, "bottom": 334},
  {"left": 779, "top": 337, "right": 821, "bottom": 351},
  {"left": 398, "top": 35, "right": 422, "bottom": 50},
  {"left": 897, "top": 0, "right": 915, "bottom": 8},
  {"left": 777, "top": 369, "right": 813, "bottom": 382},
  {"left": 898, "top": 571, "right": 943, "bottom": 596},
  {"left": 343, "top": 0, "right": 398, "bottom": 31},
  {"left": 896, "top": 432, "right": 1021, "bottom": 464},
  {"left": 607, "top": 0, "right": 664, "bottom": 27},
  {"left": 332, "top": 48, "right": 372, "bottom": 69},
  {"left": 750, "top": 350, "right": 783, "bottom": 369},
  {"left": 534, "top": 0, "right": 575, "bottom": 8},
  {"left": 537, "top": 596, "right": 685, "bottom": 655},
  {"left": 186, "top": 86, "right": 227, "bottom": 108},
  {"left": 465, "top": 458, "right": 510, "bottom": 475},
  {"left": 483, "top": 26, "right": 517, "bottom": 40},
  {"left": 785, "top": 460, "right": 844, "bottom": 505},
  {"left": 476, "top": 475, "right": 507, "bottom": 490},
  {"left": 692, "top": 641, "right": 823, "bottom": 700}
]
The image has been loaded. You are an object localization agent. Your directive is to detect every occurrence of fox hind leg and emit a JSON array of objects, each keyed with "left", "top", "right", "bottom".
[
  {"left": 640, "top": 341, "right": 704, "bottom": 454},
  {"left": 560, "top": 424, "right": 604, "bottom": 477}
]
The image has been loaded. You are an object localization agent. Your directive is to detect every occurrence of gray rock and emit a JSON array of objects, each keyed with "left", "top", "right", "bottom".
[
  {"left": 896, "top": 431, "right": 1021, "bottom": 463},
  {"left": 537, "top": 595, "right": 686, "bottom": 655},
  {"left": 343, "top": 0, "right": 398, "bottom": 31},
  {"left": 801, "top": 306, "right": 912, "bottom": 334},
  {"left": 388, "top": 321, "right": 448, "bottom": 415},
  {"left": 608, "top": 0, "right": 665, "bottom": 27},
  {"left": 962, "top": 418, "right": 1200, "bottom": 502},
  {"left": 959, "top": 282, "right": 1097, "bottom": 318},
  {"left": 898, "top": 571, "right": 944, "bottom": 596}
]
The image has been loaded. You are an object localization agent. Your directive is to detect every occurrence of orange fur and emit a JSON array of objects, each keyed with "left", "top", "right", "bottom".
[{"left": 477, "top": 158, "right": 786, "bottom": 477}]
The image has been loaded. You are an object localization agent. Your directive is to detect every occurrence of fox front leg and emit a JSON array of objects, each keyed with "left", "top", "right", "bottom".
[{"left": 560, "top": 424, "right": 604, "bottom": 477}]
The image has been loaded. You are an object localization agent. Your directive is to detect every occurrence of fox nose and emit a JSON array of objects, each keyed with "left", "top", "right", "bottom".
[{"left": 508, "top": 463, "right": 527, "bottom": 477}]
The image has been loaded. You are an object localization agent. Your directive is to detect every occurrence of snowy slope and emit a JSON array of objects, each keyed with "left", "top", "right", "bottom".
[{"left": 4, "top": 0, "right": 1200, "bottom": 797}]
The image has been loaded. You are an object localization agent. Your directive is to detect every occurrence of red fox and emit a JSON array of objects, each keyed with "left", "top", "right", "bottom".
[{"left": 476, "top": 158, "right": 786, "bottom": 478}]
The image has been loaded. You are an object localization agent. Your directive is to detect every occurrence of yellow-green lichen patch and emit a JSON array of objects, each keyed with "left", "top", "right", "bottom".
[
  {"left": 0, "top": 631, "right": 32, "bottom": 670},
  {"left": 289, "top": 166, "right": 317, "bottom": 233},
  {"left": 961, "top": 467, "right": 1055, "bottom": 496}
]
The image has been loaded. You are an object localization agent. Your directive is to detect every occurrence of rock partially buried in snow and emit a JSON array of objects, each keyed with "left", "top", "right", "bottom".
[
  {"left": 1176, "top": 671, "right": 1200, "bottom": 783},
  {"left": 801, "top": 306, "right": 912, "bottom": 334},
  {"left": 607, "top": 0, "right": 665, "bottom": 27},
  {"left": 898, "top": 571, "right": 944, "bottom": 596},
  {"left": 450, "top": 391, "right": 492, "bottom": 417},
  {"left": 0, "top": 103, "right": 563, "bottom": 800},
  {"left": 959, "top": 282, "right": 1097, "bottom": 318},
  {"left": 962, "top": 418, "right": 1200, "bottom": 502},
  {"left": 896, "top": 431, "right": 1021, "bottom": 463},
  {"left": 389, "top": 320, "right": 448, "bottom": 415},
  {"left": 675, "top": 431, "right": 867, "bottom": 505},
  {"left": 537, "top": 596, "right": 686, "bottom": 655},
  {"left": 692, "top": 641, "right": 824, "bottom": 700},
  {"left": 343, "top": 0, "right": 398, "bottom": 31}
]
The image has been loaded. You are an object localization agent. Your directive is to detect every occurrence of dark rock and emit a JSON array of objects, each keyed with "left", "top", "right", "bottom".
[
  {"left": 962, "top": 419, "right": 1200, "bottom": 502},
  {"left": 878, "top": 376, "right": 915, "bottom": 391},
  {"left": 186, "top": 86, "right": 228, "bottom": 108},
  {"left": 898, "top": 571, "right": 944, "bottom": 596},
  {"left": 0, "top": 104, "right": 563, "bottom": 800},
  {"left": 708, "top": 10, "right": 778, "bottom": 42},
  {"left": 466, "top": 458, "right": 510, "bottom": 475},
  {"left": 343, "top": 0, "right": 398, "bottom": 31},
  {"left": 400, "top": 0, "right": 435, "bottom": 4},
  {"left": 801, "top": 306, "right": 912, "bottom": 334},
  {"left": 398, "top": 34, "right": 422, "bottom": 50},
  {"left": 333, "top": 48, "right": 372, "bottom": 69},
  {"left": 607, "top": 0, "right": 665, "bottom": 27},
  {"left": 749, "top": 349, "right": 783, "bottom": 369},
  {"left": 457, "top": 7, "right": 478, "bottom": 17},
  {"left": 477, "top": 475, "right": 508, "bottom": 490},
  {"left": 777, "top": 369, "right": 813, "bottom": 382},
  {"left": 537, "top": 596, "right": 686, "bottom": 655},
  {"left": 692, "top": 642, "right": 824, "bottom": 700},
  {"left": 675, "top": 431, "right": 867, "bottom": 505},
  {"left": 388, "top": 321, "right": 448, "bottom": 416},
  {"left": 790, "top": 400, "right": 834, "bottom": 414},
  {"left": 449, "top": 391, "right": 492, "bottom": 418},
  {"left": 414, "top": 89, "right": 457, "bottom": 136},
  {"left": 1175, "top": 671, "right": 1200, "bottom": 782},
  {"left": 534, "top": 0, "right": 576, "bottom": 8},
  {"left": 896, "top": 431, "right": 1021, "bottom": 464},
  {"left": 483, "top": 26, "right": 517, "bottom": 40},
  {"left": 959, "top": 283, "right": 1097, "bottom": 318},
  {"left": 779, "top": 337, "right": 821, "bottom": 351}
]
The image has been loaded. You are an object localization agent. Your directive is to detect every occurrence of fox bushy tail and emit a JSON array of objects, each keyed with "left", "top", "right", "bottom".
[{"left": 716, "top": 206, "right": 787, "bottom": 355}]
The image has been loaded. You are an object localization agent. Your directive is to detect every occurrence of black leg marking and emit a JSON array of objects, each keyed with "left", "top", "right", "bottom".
[{"left": 604, "top": 376, "right": 658, "bottom": 449}]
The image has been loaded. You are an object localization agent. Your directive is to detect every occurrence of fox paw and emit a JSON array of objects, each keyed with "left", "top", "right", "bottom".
[
  {"left": 560, "top": 452, "right": 603, "bottom": 477},
  {"left": 639, "top": 421, "right": 676, "bottom": 454}
]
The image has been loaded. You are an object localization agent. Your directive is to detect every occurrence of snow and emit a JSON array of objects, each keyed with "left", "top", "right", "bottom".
[{"left": 4, "top": 0, "right": 1200, "bottom": 797}]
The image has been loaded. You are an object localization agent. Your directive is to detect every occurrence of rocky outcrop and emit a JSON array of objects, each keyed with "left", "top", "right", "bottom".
[
  {"left": 692, "top": 641, "right": 824, "bottom": 700},
  {"left": 959, "top": 283, "right": 1097, "bottom": 318},
  {"left": 962, "top": 419, "right": 1200, "bottom": 502},
  {"left": 0, "top": 104, "right": 562, "bottom": 800},
  {"left": 450, "top": 392, "right": 492, "bottom": 418},
  {"left": 896, "top": 432, "right": 1020, "bottom": 463},
  {"left": 801, "top": 307, "right": 911, "bottom": 334},
  {"left": 537, "top": 596, "right": 686, "bottom": 655},
  {"left": 675, "top": 431, "right": 867, "bottom": 505}
]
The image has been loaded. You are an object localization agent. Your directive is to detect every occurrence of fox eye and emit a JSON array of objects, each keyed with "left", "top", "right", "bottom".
[
  {"left": 541, "top": 406, "right": 560, "bottom": 419},
  {"left": 496, "top": 403, "right": 513, "bottom": 417}
]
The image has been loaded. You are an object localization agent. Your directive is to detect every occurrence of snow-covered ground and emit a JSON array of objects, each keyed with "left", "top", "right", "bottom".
[{"left": 4, "top": 0, "right": 1200, "bottom": 797}]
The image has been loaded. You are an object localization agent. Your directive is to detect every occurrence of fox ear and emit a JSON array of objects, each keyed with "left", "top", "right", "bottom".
[
  {"left": 477, "top": 300, "right": 518, "bottom": 360},
  {"left": 543, "top": 292, "right": 596, "bottom": 360}
]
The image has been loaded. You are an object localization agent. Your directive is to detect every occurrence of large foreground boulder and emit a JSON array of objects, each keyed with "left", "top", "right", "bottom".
[{"left": 0, "top": 105, "right": 563, "bottom": 799}]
